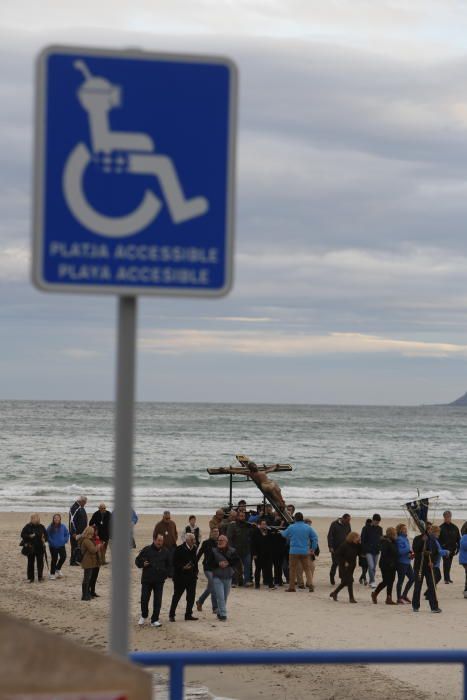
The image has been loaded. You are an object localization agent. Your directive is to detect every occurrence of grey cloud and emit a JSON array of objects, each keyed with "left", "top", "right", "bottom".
[
  {"left": 239, "top": 45, "right": 467, "bottom": 163},
  {"left": 2, "top": 26, "right": 467, "bottom": 402}
]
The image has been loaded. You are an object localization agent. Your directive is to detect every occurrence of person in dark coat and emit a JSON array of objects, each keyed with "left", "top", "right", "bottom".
[
  {"left": 361, "top": 513, "right": 383, "bottom": 588},
  {"left": 329, "top": 532, "right": 361, "bottom": 603},
  {"left": 327, "top": 514, "right": 351, "bottom": 585},
  {"left": 251, "top": 519, "right": 275, "bottom": 589},
  {"left": 21, "top": 513, "right": 47, "bottom": 582},
  {"left": 69, "top": 496, "right": 88, "bottom": 566},
  {"left": 439, "top": 511, "right": 460, "bottom": 584},
  {"left": 371, "top": 527, "right": 399, "bottom": 604},
  {"left": 358, "top": 518, "right": 371, "bottom": 584},
  {"left": 271, "top": 512, "right": 288, "bottom": 585},
  {"left": 196, "top": 527, "right": 220, "bottom": 613},
  {"left": 153, "top": 510, "right": 178, "bottom": 576},
  {"left": 135, "top": 532, "right": 170, "bottom": 627},
  {"left": 169, "top": 533, "right": 199, "bottom": 621},
  {"left": 226, "top": 510, "right": 253, "bottom": 586},
  {"left": 412, "top": 523, "right": 441, "bottom": 613},
  {"left": 89, "top": 503, "right": 111, "bottom": 563}
]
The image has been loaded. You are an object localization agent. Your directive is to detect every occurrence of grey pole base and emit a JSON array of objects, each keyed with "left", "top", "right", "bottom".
[{"left": 110, "top": 295, "right": 137, "bottom": 657}]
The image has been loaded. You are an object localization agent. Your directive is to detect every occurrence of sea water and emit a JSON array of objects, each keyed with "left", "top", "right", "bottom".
[{"left": 1, "top": 400, "right": 467, "bottom": 516}]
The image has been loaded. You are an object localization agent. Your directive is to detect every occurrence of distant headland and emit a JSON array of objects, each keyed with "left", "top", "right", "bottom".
[{"left": 448, "top": 391, "right": 467, "bottom": 406}]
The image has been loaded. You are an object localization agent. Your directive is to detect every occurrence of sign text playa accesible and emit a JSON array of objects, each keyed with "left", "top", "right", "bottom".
[{"left": 33, "top": 46, "right": 236, "bottom": 296}]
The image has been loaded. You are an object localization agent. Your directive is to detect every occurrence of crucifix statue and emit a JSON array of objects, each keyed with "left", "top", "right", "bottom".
[{"left": 207, "top": 454, "right": 293, "bottom": 523}]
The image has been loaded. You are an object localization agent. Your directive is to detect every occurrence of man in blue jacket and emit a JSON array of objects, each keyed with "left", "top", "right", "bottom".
[{"left": 281, "top": 512, "right": 318, "bottom": 592}]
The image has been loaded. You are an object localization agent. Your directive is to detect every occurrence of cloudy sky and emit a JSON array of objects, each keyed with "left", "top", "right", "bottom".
[{"left": 2, "top": 1, "right": 467, "bottom": 404}]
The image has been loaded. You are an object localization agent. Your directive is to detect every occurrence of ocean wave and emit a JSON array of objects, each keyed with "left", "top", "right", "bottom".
[
  {"left": 3, "top": 400, "right": 467, "bottom": 515},
  {"left": 3, "top": 469, "right": 464, "bottom": 490},
  {"left": 0, "top": 483, "right": 464, "bottom": 517}
]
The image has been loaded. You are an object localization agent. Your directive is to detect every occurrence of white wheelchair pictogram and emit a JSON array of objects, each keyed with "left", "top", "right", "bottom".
[{"left": 63, "top": 61, "right": 209, "bottom": 238}]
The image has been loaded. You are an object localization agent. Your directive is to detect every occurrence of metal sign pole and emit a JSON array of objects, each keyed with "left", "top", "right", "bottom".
[{"left": 110, "top": 295, "right": 137, "bottom": 657}]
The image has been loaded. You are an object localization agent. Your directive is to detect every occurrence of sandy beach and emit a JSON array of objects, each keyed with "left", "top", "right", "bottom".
[{"left": 2, "top": 511, "right": 466, "bottom": 699}]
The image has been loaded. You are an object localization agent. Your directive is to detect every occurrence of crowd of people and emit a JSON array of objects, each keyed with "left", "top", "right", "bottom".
[
  {"left": 19, "top": 498, "right": 467, "bottom": 625},
  {"left": 134, "top": 504, "right": 318, "bottom": 625},
  {"left": 19, "top": 497, "right": 125, "bottom": 600},
  {"left": 327, "top": 510, "right": 467, "bottom": 612}
]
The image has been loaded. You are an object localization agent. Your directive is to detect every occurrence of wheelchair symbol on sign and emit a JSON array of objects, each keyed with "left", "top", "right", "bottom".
[{"left": 63, "top": 61, "right": 209, "bottom": 238}]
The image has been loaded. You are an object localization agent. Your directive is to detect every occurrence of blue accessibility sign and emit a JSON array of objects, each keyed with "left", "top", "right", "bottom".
[{"left": 33, "top": 46, "right": 237, "bottom": 296}]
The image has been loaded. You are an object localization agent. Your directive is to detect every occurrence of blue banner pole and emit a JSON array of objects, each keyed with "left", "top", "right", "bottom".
[{"left": 170, "top": 661, "right": 185, "bottom": 700}]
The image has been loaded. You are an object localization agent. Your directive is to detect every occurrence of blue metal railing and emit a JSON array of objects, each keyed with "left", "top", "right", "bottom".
[{"left": 131, "top": 648, "right": 467, "bottom": 700}]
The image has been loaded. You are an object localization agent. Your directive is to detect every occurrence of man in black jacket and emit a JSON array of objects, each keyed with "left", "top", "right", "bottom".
[
  {"left": 169, "top": 533, "right": 199, "bottom": 621},
  {"left": 226, "top": 510, "right": 253, "bottom": 586},
  {"left": 69, "top": 496, "right": 88, "bottom": 566},
  {"left": 271, "top": 512, "right": 288, "bottom": 585},
  {"left": 327, "top": 514, "right": 351, "bottom": 585},
  {"left": 439, "top": 511, "right": 460, "bottom": 584},
  {"left": 412, "top": 524, "right": 441, "bottom": 613},
  {"left": 135, "top": 533, "right": 170, "bottom": 627},
  {"left": 252, "top": 519, "right": 275, "bottom": 589}
]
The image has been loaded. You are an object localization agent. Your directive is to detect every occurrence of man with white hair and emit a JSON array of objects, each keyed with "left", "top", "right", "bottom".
[
  {"left": 69, "top": 496, "right": 88, "bottom": 566},
  {"left": 168, "top": 533, "right": 199, "bottom": 622}
]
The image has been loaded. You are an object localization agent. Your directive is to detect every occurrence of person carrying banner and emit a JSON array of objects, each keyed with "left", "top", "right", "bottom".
[{"left": 412, "top": 522, "right": 442, "bottom": 613}]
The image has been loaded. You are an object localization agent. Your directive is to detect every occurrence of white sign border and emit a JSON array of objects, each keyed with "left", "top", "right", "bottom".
[{"left": 32, "top": 44, "right": 237, "bottom": 297}]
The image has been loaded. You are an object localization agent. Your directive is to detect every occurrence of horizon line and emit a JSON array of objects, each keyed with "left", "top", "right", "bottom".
[{"left": 0, "top": 397, "right": 460, "bottom": 407}]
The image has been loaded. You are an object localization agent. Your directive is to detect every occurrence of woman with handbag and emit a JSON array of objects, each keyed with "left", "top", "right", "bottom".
[
  {"left": 21, "top": 513, "right": 47, "bottom": 583},
  {"left": 80, "top": 525, "right": 103, "bottom": 600}
]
